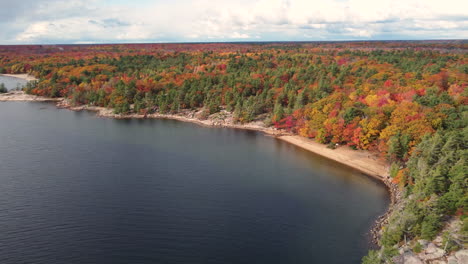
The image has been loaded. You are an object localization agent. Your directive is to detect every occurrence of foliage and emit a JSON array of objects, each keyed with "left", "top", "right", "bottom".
[
  {"left": 362, "top": 250, "right": 381, "bottom": 264},
  {"left": 442, "top": 232, "right": 461, "bottom": 252},
  {"left": 0, "top": 42, "right": 466, "bottom": 263},
  {"left": 0, "top": 83, "right": 7, "bottom": 93},
  {"left": 413, "top": 242, "right": 423, "bottom": 253}
]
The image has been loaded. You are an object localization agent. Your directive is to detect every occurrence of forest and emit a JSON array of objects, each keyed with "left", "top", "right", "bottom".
[{"left": 0, "top": 41, "right": 466, "bottom": 262}]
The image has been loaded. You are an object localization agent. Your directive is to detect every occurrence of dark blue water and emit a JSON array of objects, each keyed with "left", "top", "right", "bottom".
[{"left": 0, "top": 102, "right": 389, "bottom": 264}]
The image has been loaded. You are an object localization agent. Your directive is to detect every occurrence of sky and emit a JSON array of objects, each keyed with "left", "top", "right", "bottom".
[{"left": 0, "top": 0, "right": 467, "bottom": 44}]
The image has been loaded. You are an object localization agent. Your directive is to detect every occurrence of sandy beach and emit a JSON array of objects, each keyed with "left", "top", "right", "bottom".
[
  {"left": 0, "top": 73, "right": 37, "bottom": 81},
  {"left": 278, "top": 136, "right": 389, "bottom": 179}
]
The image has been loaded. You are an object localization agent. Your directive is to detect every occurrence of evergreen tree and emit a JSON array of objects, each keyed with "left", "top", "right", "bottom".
[
  {"left": 0, "top": 83, "right": 7, "bottom": 93},
  {"left": 272, "top": 103, "right": 284, "bottom": 123}
]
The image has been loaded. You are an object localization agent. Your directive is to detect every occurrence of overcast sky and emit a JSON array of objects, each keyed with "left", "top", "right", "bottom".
[{"left": 0, "top": 0, "right": 467, "bottom": 44}]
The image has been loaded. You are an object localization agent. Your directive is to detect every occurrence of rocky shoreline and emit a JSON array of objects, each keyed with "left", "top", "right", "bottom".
[
  {"left": 0, "top": 91, "right": 61, "bottom": 102},
  {"left": 370, "top": 179, "right": 403, "bottom": 245},
  {"left": 392, "top": 218, "right": 467, "bottom": 264},
  {"left": 58, "top": 101, "right": 287, "bottom": 136}
]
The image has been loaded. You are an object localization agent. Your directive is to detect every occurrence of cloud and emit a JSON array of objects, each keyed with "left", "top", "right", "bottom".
[
  {"left": 0, "top": 0, "right": 467, "bottom": 44},
  {"left": 230, "top": 32, "right": 250, "bottom": 39}
]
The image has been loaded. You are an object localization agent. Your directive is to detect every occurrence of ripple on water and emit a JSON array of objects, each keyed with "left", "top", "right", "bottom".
[{"left": 0, "top": 102, "right": 389, "bottom": 264}]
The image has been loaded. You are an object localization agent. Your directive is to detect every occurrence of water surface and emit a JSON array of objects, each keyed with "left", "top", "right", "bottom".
[
  {"left": 0, "top": 102, "right": 389, "bottom": 264},
  {"left": 0, "top": 75, "right": 29, "bottom": 90}
]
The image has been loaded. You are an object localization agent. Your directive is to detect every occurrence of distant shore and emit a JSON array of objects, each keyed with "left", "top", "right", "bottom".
[{"left": 0, "top": 73, "right": 37, "bottom": 81}]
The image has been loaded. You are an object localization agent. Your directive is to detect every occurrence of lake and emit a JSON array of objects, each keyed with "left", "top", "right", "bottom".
[
  {"left": 0, "top": 102, "right": 389, "bottom": 264},
  {"left": 0, "top": 75, "right": 30, "bottom": 90}
]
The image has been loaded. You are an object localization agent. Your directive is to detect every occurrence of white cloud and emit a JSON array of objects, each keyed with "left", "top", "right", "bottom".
[
  {"left": 1, "top": 0, "right": 467, "bottom": 44},
  {"left": 230, "top": 32, "right": 250, "bottom": 39}
]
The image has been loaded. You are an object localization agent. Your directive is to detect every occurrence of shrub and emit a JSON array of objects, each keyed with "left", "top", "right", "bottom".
[
  {"left": 362, "top": 250, "right": 381, "bottom": 264},
  {"left": 413, "top": 242, "right": 422, "bottom": 253},
  {"left": 0, "top": 83, "right": 7, "bottom": 93},
  {"left": 421, "top": 213, "right": 441, "bottom": 240}
]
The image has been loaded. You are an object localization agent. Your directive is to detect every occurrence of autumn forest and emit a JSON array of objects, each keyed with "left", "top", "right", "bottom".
[{"left": 0, "top": 41, "right": 466, "bottom": 262}]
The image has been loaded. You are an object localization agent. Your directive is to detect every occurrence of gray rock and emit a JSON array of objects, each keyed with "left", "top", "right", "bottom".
[
  {"left": 393, "top": 255, "right": 404, "bottom": 264},
  {"left": 403, "top": 254, "right": 424, "bottom": 264},
  {"left": 433, "top": 235, "right": 444, "bottom": 247},
  {"left": 419, "top": 243, "right": 445, "bottom": 261},
  {"left": 418, "top": 239, "right": 430, "bottom": 247},
  {"left": 430, "top": 260, "right": 447, "bottom": 264},
  {"left": 455, "top": 250, "right": 468, "bottom": 264},
  {"left": 447, "top": 256, "right": 458, "bottom": 264}
]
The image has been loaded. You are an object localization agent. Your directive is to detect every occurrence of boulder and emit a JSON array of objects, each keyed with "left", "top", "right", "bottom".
[
  {"left": 401, "top": 252, "right": 424, "bottom": 264},
  {"left": 404, "top": 255, "right": 424, "bottom": 264},
  {"left": 447, "top": 256, "right": 458, "bottom": 264},
  {"left": 419, "top": 243, "right": 445, "bottom": 261},
  {"left": 433, "top": 235, "right": 444, "bottom": 247}
]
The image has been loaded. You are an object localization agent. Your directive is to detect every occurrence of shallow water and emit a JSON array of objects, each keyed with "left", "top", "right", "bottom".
[
  {"left": 0, "top": 75, "right": 29, "bottom": 90},
  {"left": 0, "top": 102, "right": 389, "bottom": 264}
]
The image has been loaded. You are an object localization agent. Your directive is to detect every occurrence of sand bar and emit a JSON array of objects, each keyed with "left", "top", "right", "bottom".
[
  {"left": 0, "top": 74, "right": 37, "bottom": 81},
  {"left": 0, "top": 91, "right": 61, "bottom": 102}
]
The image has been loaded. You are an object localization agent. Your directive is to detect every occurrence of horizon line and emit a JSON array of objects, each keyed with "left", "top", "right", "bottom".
[{"left": 1, "top": 39, "right": 467, "bottom": 46}]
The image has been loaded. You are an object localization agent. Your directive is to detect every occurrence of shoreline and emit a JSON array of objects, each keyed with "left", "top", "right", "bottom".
[
  {"left": 0, "top": 73, "right": 37, "bottom": 82},
  {"left": 1, "top": 91, "right": 399, "bottom": 243},
  {"left": 0, "top": 91, "right": 61, "bottom": 102}
]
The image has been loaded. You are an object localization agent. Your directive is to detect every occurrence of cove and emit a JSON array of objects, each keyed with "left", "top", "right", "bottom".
[
  {"left": 0, "top": 75, "right": 29, "bottom": 90},
  {"left": 0, "top": 102, "right": 389, "bottom": 264}
]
